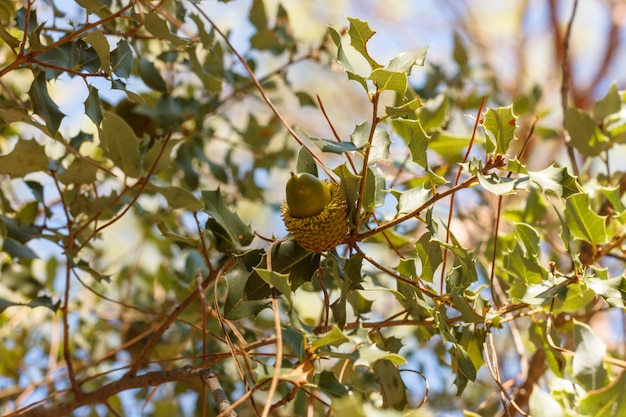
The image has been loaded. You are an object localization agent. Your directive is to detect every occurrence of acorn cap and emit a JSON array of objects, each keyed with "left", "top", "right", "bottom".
[{"left": 281, "top": 182, "right": 348, "bottom": 252}]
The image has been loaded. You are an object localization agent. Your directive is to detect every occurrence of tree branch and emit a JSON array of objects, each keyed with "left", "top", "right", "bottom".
[{"left": 16, "top": 366, "right": 208, "bottom": 417}]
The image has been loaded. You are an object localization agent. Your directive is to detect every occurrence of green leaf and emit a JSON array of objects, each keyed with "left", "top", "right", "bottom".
[
  {"left": 521, "top": 163, "right": 581, "bottom": 198},
  {"left": 75, "top": 0, "right": 108, "bottom": 14},
  {"left": 387, "top": 46, "right": 429, "bottom": 73},
  {"left": 296, "top": 147, "right": 317, "bottom": 176},
  {"left": 416, "top": 232, "right": 443, "bottom": 283},
  {"left": 565, "top": 107, "right": 610, "bottom": 156},
  {"left": 385, "top": 97, "right": 422, "bottom": 117},
  {"left": 347, "top": 17, "right": 380, "bottom": 69},
  {"left": 573, "top": 320, "right": 607, "bottom": 391},
  {"left": 2, "top": 237, "right": 39, "bottom": 259},
  {"left": 0, "top": 295, "right": 60, "bottom": 313},
  {"left": 84, "top": 30, "right": 111, "bottom": 73},
  {"left": 150, "top": 185, "right": 204, "bottom": 210},
  {"left": 84, "top": 85, "right": 103, "bottom": 126},
  {"left": 453, "top": 344, "right": 477, "bottom": 381},
  {"left": 477, "top": 169, "right": 524, "bottom": 196},
  {"left": 372, "top": 359, "right": 408, "bottom": 410},
  {"left": 28, "top": 72, "right": 65, "bottom": 136},
  {"left": 98, "top": 110, "right": 142, "bottom": 177},
  {"left": 156, "top": 221, "right": 199, "bottom": 247},
  {"left": 144, "top": 12, "right": 187, "bottom": 46},
  {"left": 0, "top": 139, "right": 48, "bottom": 178},
  {"left": 138, "top": 57, "right": 167, "bottom": 92},
  {"left": 57, "top": 157, "right": 98, "bottom": 185},
  {"left": 144, "top": 138, "right": 182, "bottom": 174},
  {"left": 311, "top": 327, "right": 349, "bottom": 350},
  {"left": 353, "top": 344, "right": 407, "bottom": 367},
  {"left": 419, "top": 93, "right": 450, "bottom": 131},
  {"left": 392, "top": 118, "right": 430, "bottom": 169},
  {"left": 294, "top": 91, "right": 317, "bottom": 107},
  {"left": 224, "top": 250, "right": 270, "bottom": 319},
  {"left": 594, "top": 82, "right": 621, "bottom": 122},
  {"left": 0, "top": 21, "right": 20, "bottom": 48},
  {"left": 254, "top": 268, "right": 292, "bottom": 304},
  {"left": 393, "top": 185, "right": 431, "bottom": 215},
  {"left": 111, "top": 39, "right": 133, "bottom": 78},
  {"left": 315, "top": 371, "right": 349, "bottom": 398},
  {"left": 579, "top": 369, "right": 626, "bottom": 416},
  {"left": 565, "top": 193, "right": 608, "bottom": 245},
  {"left": 368, "top": 68, "right": 407, "bottom": 95},
  {"left": 483, "top": 106, "right": 517, "bottom": 154},
  {"left": 350, "top": 121, "right": 390, "bottom": 162},
  {"left": 514, "top": 222, "right": 541, "bottom": 258},
  {"left": 202, "top": 189, "right": 254, "bottom": 250},
  {"left": 306, "top": 135, "right": 363, "bottom": 154},
  {"left": 249, "top": 0, "right": 267, "bottom": 30}
]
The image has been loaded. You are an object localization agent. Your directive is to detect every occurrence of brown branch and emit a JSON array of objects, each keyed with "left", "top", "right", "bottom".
[
  {"left": 203, "top": 370, "right": 238, "bottom": 417},
  {"left": 16, "top": 366, "right": 213, "bottom": 417},
  {"left": 560, "top": 0, "right": 580, "bottom": 177},
  {"left": 0, "top": 3, "right": 134, "bottom": 78}
]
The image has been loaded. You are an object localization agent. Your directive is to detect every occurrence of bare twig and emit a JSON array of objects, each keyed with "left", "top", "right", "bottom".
[
  {"left": 440, "top": 96, "right": 486, "bottom": 293},
  {"left": 14, "top": 366, "right": 217, "bottom": 417},
  {"left": 559, "top": 0, "right": 580, "bottom": 176},
  {"left": 203, "top": 370, "right": 238, "bottom": 417}
]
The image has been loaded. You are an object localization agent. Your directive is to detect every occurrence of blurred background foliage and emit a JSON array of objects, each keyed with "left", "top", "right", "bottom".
[{"left": 0, "top": 0, "right": 626, "bottom": 416}]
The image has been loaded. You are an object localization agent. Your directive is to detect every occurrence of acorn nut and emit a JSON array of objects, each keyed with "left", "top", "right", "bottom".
[{"left": 281, "top": 172, "right": 348, "bottom": 253}]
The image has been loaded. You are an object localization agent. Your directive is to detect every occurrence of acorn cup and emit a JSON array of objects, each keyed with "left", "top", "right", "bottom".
[{"left": 281, "top": 172, "right": 348, "bottom": 253}]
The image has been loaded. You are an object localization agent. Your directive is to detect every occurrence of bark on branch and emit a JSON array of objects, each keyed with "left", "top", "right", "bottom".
[{"left": 15, "top": 366, "right": 233, "bottom": 417}]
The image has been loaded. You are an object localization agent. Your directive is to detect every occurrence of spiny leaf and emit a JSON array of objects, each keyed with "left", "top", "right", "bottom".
[
  {"left": 28, "top": 72, "right": 65, "bottom": 136},
  {"left": 202, "top": 189, "right": 254, "bottom": 251},
  {"left": 565, "top": 193, "right": 608, "bottom": 245},
  {"left": 483, "top": 106, "right": 517, "bottom": 154},
  {"left": 350, "top": 121, "right": 390, "bottom": 162},
  {"left": 84, "top": 85, "right": 103, "bottom": 126},
  {"left": 347, "top": 17, "right": 381, "bottom": 69},
  {"left": 0, "top": 139, "right": 48, "bottom": 178}
]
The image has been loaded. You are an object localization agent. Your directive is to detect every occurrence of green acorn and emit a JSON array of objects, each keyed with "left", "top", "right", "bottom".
[{"left": 281, "top": 172, "right": 348, "bottom": 252}]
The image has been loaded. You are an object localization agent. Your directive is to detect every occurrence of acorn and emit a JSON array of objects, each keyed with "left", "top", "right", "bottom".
[{"left": 281, "top": 172, "right": 348, "bottom": 252}]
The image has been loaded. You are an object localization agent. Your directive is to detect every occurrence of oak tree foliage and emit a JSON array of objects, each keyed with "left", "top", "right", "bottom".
[{"left": 0, "top": 1, "right": 625, "bottom": 416}]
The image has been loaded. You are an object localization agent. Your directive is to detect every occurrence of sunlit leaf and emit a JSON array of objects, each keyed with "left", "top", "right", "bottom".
[
  {"left": 483, "top": 106, "right": 517, "bottom": 154},
  {"left": 565, "top": 107, "right": 610, "bottom": 156},
  {"left": 347, "top": 17, "right": 380, "bottom": 69},
  {"left": 350, "top": 121, "right": 390, "bottom": 162},
  {"left": 368, "top": 68, "right": 407, "bottom": 95},
  {"left": 573, "top": 320, "right": 607, "bottom": 391},
  {"left": 565, "top": 193, "right": 608, "bottom": 245}
]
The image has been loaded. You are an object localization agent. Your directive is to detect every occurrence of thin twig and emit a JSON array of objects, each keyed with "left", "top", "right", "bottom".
[
  {"left": 560, "top": 0, "right": 580, "bottom": 176},
  {"left": 261, "top": 240, "right": 285, "bottom": 417},
  {"left": 440, "top": 96, "right": 486, "bottom": 293},
  {"left": 191, "top": 4, "right": 336, "bottom": 181}
]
